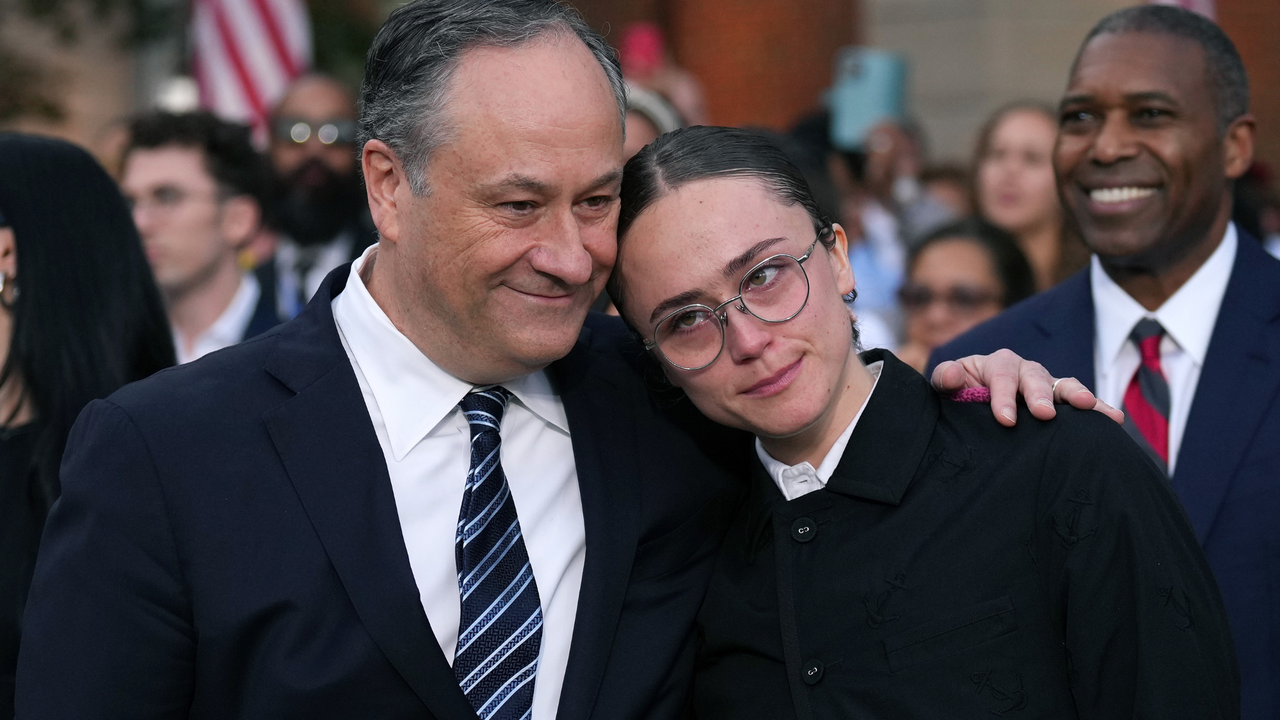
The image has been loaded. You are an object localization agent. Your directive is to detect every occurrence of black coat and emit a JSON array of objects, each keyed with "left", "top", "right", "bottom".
[
  {"left": 693, "top": 351, "right": 1239, "bottom": 719},
  {"left": 931, "top": 233, "right": 1280, "bottom": 720},
  {"left": 16, "top": 267, "right": 749, "bottom": 720}
]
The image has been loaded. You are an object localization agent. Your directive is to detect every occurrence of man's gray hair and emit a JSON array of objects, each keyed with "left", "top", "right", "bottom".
[{"left": 358, "top": 0, "right": 626, "bottom": 195}]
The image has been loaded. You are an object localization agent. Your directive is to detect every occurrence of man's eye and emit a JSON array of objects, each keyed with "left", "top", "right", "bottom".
[
  {"left": 1060, "top": 110, "right": 1092, "bottom": 125},
  {"left": 581, "top": 195, "right": 613, "bottom": 210},
  {"left": 501, "top": 201, "right": 537, "bottom": 213},
  {"left": 154, "top": 187, "right": 184, "bottom": 205},
  {"left": 1135, "top": 108, "right": 1170, "bottom": 121}
]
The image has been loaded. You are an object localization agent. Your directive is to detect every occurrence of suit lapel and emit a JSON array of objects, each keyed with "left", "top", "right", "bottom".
[
  {"left": 1172, "top": 237, "right": 1280, "bottom": 542},
  {"left": 550, "top": 324, "right": 644, "bottom": 720},
  {"left": 1033, "top": 270, "right": 1097, "bottom": 389},
  {"left": 262, "top": 268, "right": 476, "bottom": 720}
]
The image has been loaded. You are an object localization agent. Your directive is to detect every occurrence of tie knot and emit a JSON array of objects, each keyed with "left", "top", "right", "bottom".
[
  {"left": 1130, "top": 318, "right": 1165, "bottom": 343},
  {"left": 1129, "top": 318, "right": 1165, "bottom": 368},
  {"left": 460, "top": 387, "right": 512, "bottom": 431}
]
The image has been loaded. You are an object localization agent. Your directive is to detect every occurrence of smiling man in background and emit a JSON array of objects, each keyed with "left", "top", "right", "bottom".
[{"left": 935, "top": 7, "right": 1280, "bottom": 718}]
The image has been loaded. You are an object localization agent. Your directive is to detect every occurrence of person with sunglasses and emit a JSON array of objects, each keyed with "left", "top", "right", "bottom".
[
  {"left": 263, "top": 73, "right": 375, "bottom": 319},
  {"left": 607, "top": 126, "right": 1238, "bottom": 719},
  {"left": 897, "top": 218, "right": 1036, "bottom": 374}
]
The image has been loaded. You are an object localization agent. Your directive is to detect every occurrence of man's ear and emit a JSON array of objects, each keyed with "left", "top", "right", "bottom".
[
  {"left": 363, "top": 139, "right": 406, "bottom": 244},
  {"left": 1223, "top": 113, "right": 1256, "bottom": 180},
  {"left": 829, "top": 223, "right": 856, "bottom": 297},
  {"left": 219, "top": 196, "right": 261, "bottom": 250}
]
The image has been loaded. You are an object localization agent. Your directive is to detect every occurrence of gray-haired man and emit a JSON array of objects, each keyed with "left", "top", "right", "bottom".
[{"left": 17, "top": 1, "right": 1098, "bottom": 718}]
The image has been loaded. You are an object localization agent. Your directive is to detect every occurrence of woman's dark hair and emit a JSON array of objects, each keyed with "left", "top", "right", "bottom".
[
  {"left": 0, "top": 133, "right": 175, "bottom": 506},
  {"left": 908, "top": 217, "right": 1036, "bottom": 308},
  {"left": 610, "top": 125, "right": 841, "bottom": 317}
]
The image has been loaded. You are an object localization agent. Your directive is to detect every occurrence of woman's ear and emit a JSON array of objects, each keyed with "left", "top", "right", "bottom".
[
  {"left": 829, "top": 223, "right": 855, "bottom": 296},
  {"left": 0, "top": 227, "right": 16, "bottom": 280}
]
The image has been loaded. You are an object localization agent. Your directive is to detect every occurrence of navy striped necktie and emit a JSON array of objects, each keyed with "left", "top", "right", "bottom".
[
  {"left": 1121, "top": 319, "right": 1170, "bottom": 474},
  {"left": 453, "top": 387, "right": 543, "bottom": 719}
]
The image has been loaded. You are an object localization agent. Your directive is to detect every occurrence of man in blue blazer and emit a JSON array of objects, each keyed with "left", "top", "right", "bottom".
[
  {"left": 935, "top": 7, "right": 1277, "bottom": 719},
  {"left": 16, "top": 1, "right": 1087, "bottom": 718}
]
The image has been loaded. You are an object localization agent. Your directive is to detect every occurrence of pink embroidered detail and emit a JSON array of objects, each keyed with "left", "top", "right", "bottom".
[{"left": 951, "top": 387, "right": 992, "bottom": 403}]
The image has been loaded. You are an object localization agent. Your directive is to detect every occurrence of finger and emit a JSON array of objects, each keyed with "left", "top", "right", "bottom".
[
  {"left": 1020, "top": 362, "right": 1059, "bottom": 421},
  {"left": 929, "top": 360, "right": 970, "bottom": 393},
  {"left": 1092, "top": 398, "right": 1125, "bottom": 425},
  {"left": 983, "top": 349, "right": 1023, "bottom": 426},
  {"left": 1052, "top": 377, "right": 1096, "bottom": 410}
]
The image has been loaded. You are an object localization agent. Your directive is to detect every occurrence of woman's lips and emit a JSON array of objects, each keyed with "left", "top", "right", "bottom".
[{"left": 743, "top": 358, "right": 803, "bottom": 397}]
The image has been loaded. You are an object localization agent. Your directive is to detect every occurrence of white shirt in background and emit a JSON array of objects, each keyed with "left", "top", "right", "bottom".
[
  {"left": 1091, "top": 223, "right": 1237, "bottom": 475},
  {"left": 173, "top": 271, "right": 261, "bottom": 365},
  {"left": 757, "top": 361, "right": 884, "bottom": 500},
  {"left": 331, "top": 245, "right": 584, "bottom": 720}
]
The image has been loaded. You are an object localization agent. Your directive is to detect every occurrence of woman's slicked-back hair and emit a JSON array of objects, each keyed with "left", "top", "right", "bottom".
[
  {"left": 910, "top": 217, "right": 1037, "bottom": 309},
  {"left": 358, "top": 0, "right": 626, "bottom": 196},
  {"left": 0, "top": 133, "right": 175, "bottom": 506},
  {"left": 610, "top": 126, "right": 835, "bottom": 316}
]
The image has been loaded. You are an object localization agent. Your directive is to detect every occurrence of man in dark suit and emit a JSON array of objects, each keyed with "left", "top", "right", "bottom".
[
  {"left": 934, "top": 7, "right": 1278, "bottom": 719},
  {"left": 17, "top": 1, "right": 1093, "bottom": 718},
  {"left": 121, "top": 111, "right": 284, "bottom": 364}
]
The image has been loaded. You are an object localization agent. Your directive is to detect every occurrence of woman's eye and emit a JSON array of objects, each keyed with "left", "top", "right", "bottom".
[{"left": 746, "top": 265, "right": 780, "bottom": 288}]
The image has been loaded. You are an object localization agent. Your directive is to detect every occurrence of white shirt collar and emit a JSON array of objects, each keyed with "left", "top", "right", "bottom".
[
  {"left": 331, "top": 245, "right": 568, "bottom": 462},
  {"left": 173, "top": 271, "right": 261, "bottom": 364},
  {"left": 756, "top": 360, "right": 883, "bottom": 501},
  {"left": 1092, "top": 222, "right": 1237, "bottom": 368}
]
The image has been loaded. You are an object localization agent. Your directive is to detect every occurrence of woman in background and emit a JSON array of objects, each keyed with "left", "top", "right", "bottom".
[
  {"left": 974, "top": 103, "right": 1087, "bottom": 291},
  {"left": 0, "top": 134, "right": 174, "bottom": 718},
  {"left": 896, "top": 218, "right": 1035, "bottom": 373}
]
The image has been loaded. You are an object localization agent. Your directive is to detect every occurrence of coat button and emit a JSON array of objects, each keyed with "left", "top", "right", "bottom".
[
  {"left": 791, "top": 517, "right": 817, "bottom": 543},
  {"left": 802, "top": 659, "right": 824, "bottom": 685}
]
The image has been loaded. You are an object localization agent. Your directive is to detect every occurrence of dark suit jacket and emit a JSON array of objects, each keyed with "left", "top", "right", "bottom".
[
  {"left": 694, "top": 351, "right": 1239, "bottom": 719},
  {"left": 16, "top": 266, "right": 748, "bottom": 719},
  {"left": 930, "top": 234, "right": 1280, "bottom": 720},
  {"left": 240, "top": 276, "right": 284, "bottom": 342}
]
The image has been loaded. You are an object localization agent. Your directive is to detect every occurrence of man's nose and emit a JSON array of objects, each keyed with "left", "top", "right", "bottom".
[
  {"left": 530, "top": 210, "right": 595, "bottom": 287},
  {"left": 1091, "top": 111, "right": 1140, "bottom": 165}
]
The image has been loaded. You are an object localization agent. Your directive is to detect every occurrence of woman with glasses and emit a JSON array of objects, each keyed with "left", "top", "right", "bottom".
[
  {"left": 0, "top": 134, "right": 174, "bottom": 718},
  {"left": 897, "top": 218, "right": 1036, "bottom": 373},
  {"left": 607, "top": 126, "right": 1238, "bottom": 719}
]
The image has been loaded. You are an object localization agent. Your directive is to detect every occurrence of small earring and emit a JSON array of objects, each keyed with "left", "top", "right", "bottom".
[{"left": 0, "top": 274, "right": 15, "bottom": 310}]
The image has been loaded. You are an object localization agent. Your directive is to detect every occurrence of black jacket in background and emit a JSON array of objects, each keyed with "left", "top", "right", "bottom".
[{"left": 693, "top": 351, "right": 1239, "bottom": 719}]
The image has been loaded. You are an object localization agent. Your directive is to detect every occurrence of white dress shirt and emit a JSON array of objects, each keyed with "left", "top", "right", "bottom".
[
  {"left": 331, "top": 246, "right": 585, "bottom": 720},
  {"left": 757, "top": 361, "right": 883, "bottom": 500},
  {"left": 1091, "top": 223, "right": 1237, "bottom": 475},
  {"left": 173, "top": 271, "right": 261, "bottom": 365},
  {"left": 276, "top": 231, "right": 354, "bottom": 318}
]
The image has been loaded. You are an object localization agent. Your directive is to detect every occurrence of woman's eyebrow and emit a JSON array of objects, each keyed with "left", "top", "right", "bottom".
[
  {"left": 723, "top": 237, "right": 787, "bottom": 279},
  {"left": 646, "top": 237, "right": 791, "bottom": 325}
]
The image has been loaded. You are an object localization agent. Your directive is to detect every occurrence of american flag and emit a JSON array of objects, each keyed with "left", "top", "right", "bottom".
[{"left": 190, "top": 0, "right": 313, "bottom": 137}]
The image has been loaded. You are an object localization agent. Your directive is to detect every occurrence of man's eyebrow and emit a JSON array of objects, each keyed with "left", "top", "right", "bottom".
[
  {"left": 1059, "top": 91, "right": 1180, "bottom": 110},
  {"left": 1123, "top": 91, "right": 1180, "bottom": 106},
  {"left": 646, "top": 237, "right": 789, "bottom": 325},
  {"left": 488, "top": 174, "right": 552, "bottom": 195},
  {"left": 587, "top": 169, "right": 623, "bottom": 191}
]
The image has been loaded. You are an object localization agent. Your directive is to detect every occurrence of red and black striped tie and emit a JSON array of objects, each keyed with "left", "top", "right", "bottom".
[{"left": 1121, "top": 319, "right": 1170, "bottom": 474}]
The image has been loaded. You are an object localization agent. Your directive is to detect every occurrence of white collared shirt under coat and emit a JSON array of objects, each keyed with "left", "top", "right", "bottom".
[
  {"left": 173, "top": 271, "right": 262, "bottom": 365},
  {"left": 1091, "top": 222, "right": 1237, "bottom": 476},
  {"left": 757, "top": 361, "right": 883, "bottom": 501},
  {"left": 331, "top": 245, "right": 585, "bottom": 720}
]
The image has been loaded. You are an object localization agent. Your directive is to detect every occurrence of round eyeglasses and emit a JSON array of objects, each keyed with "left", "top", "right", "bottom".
[{"left": 645, "top": 230, "right": 826, "bottom": 371}]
